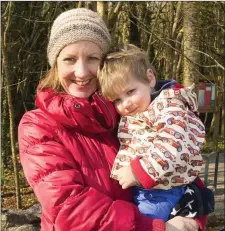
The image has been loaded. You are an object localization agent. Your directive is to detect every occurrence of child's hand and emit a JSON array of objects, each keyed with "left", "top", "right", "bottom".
[{"left": 117, "top": 165, "right": 139, "bottom": 189}]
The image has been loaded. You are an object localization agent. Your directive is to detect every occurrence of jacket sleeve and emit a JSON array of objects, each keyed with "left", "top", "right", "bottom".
[
  {"left": 18, "top": 112, "right": 165, "bottom": 231},
  {"left": 131, "top": 97, "right": 205, "bottom": 189}
]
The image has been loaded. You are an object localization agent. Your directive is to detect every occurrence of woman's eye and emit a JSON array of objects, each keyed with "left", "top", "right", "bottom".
[
  {"left": 127, "top": 89, "right": 135, "bottom": 95},
  {"left": 88, "top": 56, "right": 99, "bottom": 61},
  {"left": 64, "top": 57, "right": 75, "bottom": 63}
]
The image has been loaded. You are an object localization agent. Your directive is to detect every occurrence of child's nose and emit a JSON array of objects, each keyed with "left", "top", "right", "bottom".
[{"left": 122, "top": 100, "right": 132, "bottom": 109}]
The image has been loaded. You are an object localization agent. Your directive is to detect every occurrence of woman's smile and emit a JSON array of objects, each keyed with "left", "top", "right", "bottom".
[
  {"left": 57, "top": 41, "right": 102, "bottom": 99},
  {"left": 71, "top": 78, "right": 93, "bottom": 86}
]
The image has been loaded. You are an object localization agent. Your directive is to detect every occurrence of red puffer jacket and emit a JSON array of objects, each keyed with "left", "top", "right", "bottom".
[{"left": 19, "top": 88, "right": 165, "bottom": 231}]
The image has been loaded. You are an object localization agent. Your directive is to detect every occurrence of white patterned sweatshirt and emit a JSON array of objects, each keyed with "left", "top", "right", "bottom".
[{"left": 111, "top": 84, "right": 205, "bottom": 190}]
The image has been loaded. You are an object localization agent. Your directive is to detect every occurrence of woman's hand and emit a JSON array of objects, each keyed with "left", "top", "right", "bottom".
[{"left": 165, "top": 216, "right": 199, "bottom": 231}]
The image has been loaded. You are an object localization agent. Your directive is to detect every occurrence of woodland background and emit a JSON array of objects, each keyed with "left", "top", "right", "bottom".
[{"left": 1, "top": 1, "right": 224, "bottom": 215}]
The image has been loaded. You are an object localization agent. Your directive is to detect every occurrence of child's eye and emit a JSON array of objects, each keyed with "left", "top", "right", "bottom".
[
  {"left": 113, "top": 99, "right": 121, "bottom": 105},
  {"left": 127, "top": 89, "right": 135, "bottom": 95}
]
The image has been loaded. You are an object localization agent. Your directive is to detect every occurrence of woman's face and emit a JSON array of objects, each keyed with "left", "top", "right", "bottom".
[{"left": 57, "top": 41, "right": 102, "bottom": 99}]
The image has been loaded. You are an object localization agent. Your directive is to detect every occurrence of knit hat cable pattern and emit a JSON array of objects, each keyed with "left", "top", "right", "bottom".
[{"left": 47, "top": 8, "right": 112, "bottom": 67}]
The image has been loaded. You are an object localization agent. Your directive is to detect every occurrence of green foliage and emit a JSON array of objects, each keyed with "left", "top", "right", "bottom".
[{"left": 201, "top": 135, "right": 225, "bottom": 153}]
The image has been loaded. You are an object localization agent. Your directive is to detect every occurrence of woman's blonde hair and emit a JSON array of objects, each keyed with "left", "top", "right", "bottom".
[
  {"left": 98, "top": 44, "right": 157, "bottom": 100},
  {"left": 38, "top": 65, "right": 65, "bottom": 93}
]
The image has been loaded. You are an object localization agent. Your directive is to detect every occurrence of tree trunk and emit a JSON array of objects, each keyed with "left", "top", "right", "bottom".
[
  {"left": 129, "top": 3, "right": 141, "bottom": 47},
  {"left": 2, "top": 2, "right": 21, "bottom": 209},
  {"left": 164, "top": 3, "right": 174, "bottom": 79},
  {"left": 97, "top": 2, "right": 107, "bottom": 23},
  {"left": 183, "top": 2, "right": 200, "bottom": 90},
  {"left": 221, "top": 106, "right": 224, "bottom": 137},
  {"left": 147, "top": 4, "right": 161, "bottom": 61},
  {"left": 107, "top": 2, "right": 122, "bottom": 46},
  {"left": 172, "top": 2, "right": 182, "bottom": 79}
]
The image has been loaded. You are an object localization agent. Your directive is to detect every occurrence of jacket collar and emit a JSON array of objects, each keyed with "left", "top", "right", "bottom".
[
  {"left": 35, "top": 88, "right": 119, "bottom": 134},
  {"left": 151, "top": 79, "right": 176, "bottom": 101}
]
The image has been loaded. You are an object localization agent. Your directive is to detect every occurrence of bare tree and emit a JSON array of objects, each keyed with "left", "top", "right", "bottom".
[
  {"left": 183, "top": 2, "right": 201, "bottom": 89},
  {"left": 2, "top": 2, "right": 21, "bottom": 208}
]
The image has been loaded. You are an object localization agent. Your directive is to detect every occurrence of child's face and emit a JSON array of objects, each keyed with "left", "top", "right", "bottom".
[{"left": 112, "top": 69, "right": 156, "bottom": 116}]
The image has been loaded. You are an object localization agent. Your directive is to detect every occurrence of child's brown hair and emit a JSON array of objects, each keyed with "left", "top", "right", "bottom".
[{"left": 98, "top": 44, "right": 156, "bottom": 101}]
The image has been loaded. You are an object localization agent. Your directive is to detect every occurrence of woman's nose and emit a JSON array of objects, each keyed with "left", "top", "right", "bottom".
[{"left": 74, "top": 59, "right": 89, "bottom": 78}]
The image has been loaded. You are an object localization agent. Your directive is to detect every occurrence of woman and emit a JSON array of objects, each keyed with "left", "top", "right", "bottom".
[{"left": 19, "top": 8, "right": 204, "bottom": 231}]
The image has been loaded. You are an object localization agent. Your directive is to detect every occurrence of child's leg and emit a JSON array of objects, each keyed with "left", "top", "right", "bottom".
[
  {"left": 133, "top": 187, "right": 184, "bottom": 222},
  {"left": 169, "top": 181, "right": 215, "bottom": 219}
]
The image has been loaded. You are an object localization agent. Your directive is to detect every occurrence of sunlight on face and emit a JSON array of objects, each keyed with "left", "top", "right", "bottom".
[
  {"left": 113, "top": 75, "right": 154, "bottom": 116},
  {"left": 57, "top": 41, "right": 103, "bottom": 99}
]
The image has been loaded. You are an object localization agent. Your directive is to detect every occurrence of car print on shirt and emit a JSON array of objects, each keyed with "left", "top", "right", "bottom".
[
  {"left": 187, "top": 111, "right": 198, "bottom": 118},
  {"left": 188, "top": 133, "right": 204, "bottom": 148},
  {"left": 157, "top": 102, "right": 164, "bottom": 111},
  {"left": 164, "top": 172, "right": 174, "bottom": 177},
  {"left": 117, "top": 154, "right": 131, "bottom": 162},
  {"left": 163, "top": 128, "right": 185, "bottom": 140},
  {"left": 167, "top": 102, "right": 181, "bottom": 108},
  {"left": 187, "top": 144, "right": 200, "bottom": 155},
  {"left": 136, "top": 146, "right": 149, "bottom": 154},
  {"left": 167, "top": 117, "right": 188, "bottom": 131},
  {"left": 155, "top": 122, "right": 166, "bottom": 131},
  {"left": 148, "top": 166, "right": 159, "bottom": 178},
  {"left": 137, "top": 129, "right": 145, "bottom": 135},
  {"left": 142, "top": 158, "right": 159, "bottom": 178},
  {"left": 120, "top": 144, "right": 136, "bottom": 155},
  {"left": 180, "top": 153, "right": 190, "bottom": 162},
  {"left": 158, "top": 178, "right": 169, "bottom": 186},
  {"left": 167, "top": 100, "right": 185, "bottom": 110},
  {"left": 188, "top": 168, "right": 200, "bottom": 177},
  {"left": 168, "top": 111, "right": 186, "bottom": 117},
  {"left": 120, "top": 144, "right": 129, "bottom": 150},
  {"left": 151, "top": 152, "right": 169, "bottom": 171},
  {"left": 155, "top": 144, "right": 176, "bottom": 161},
  {"left": 156, "top": 135, "right": 182, "bottom": 152},
  {"left": 190, "top": 128, "right": 205, "bottom": 138},
  {"left": 187, "top": 97, "right": 196, "bottom": 110},
  {"left": 175, "top": 164, "right": 187, "bottom": 174},
  {"left": 120, "top": 138, "right": 132, "bottom": 144},
  {"left": 118, "top": 127, "right": 132, "bottom": 135},
  {"left": 132, "top": 137, "right": 143, "bottom": 144},
  {"left": 188, "top": 118, "right": 204, "bottom": 131},
  {"left": 171, "top": 176, "right": 188, "bottom": 184},
  {"left": 191, "top": 159, "right": 203, "bottom": 167},
  {"left": 174, "top": 90, "right": 188, "bottom": 103},
  {"left": 147, "top": 136, "right": 154, "bottom": 143},
  {"left": 114, "top": 162, "right": 121, "bottom": 171}
]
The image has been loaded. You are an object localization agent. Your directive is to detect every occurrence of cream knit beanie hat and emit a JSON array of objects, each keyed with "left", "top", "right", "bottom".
[{"left": 47, "top": 8, "right": 112, "bottom": 67}]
